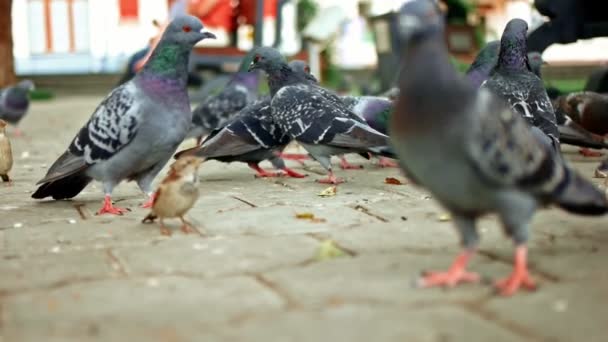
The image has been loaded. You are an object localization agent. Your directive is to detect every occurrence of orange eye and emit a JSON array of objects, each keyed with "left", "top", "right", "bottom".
[{"left": 182, "top": 25, "right": 192, "bottom": 33}]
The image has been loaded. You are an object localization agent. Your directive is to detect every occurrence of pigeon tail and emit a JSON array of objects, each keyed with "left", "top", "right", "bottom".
[
  {"left": 552, "top": 165, "right": 608, "bottom": 215},
  {"left": 31, "top": 170, "right": 92, "bottom": 200}
]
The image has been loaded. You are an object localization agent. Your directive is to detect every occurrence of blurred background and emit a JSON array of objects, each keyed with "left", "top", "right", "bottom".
[{"left": 1, "top": 0, "right": 608, "bottom": 97}]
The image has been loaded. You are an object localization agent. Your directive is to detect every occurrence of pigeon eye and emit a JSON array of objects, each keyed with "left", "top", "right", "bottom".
[
  {"left": 182, "top": 25, "right": 192, "bottom": 33},
  {"left": 254, "top": 55, "right": 262, "bottom": 63},
  {"left": 304, "top": 66, "right": 310, "bottom": 73}
]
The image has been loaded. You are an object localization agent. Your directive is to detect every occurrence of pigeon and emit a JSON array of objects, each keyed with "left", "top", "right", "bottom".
[
  {"left": 32, "top": 15, "right": 216, "bottom": 215},
  {"left": 249, "top": 47, "right": 393, "bottom": 184},
  {"left": 481, "top": 19, "right": 560, "bottom": 151},
  {"left": 465, "top": 40, "right": 499, "bottom": 88},
  {"left": 142, "top": 156, "right": 204, "bottom": 236},
  {"left": 0, "top": 80, "right": 35, "bottom": 135},
  {"left": 392, "top": 0, "right": 607, "bottom": 296},
  {"left": 527, "top": 51, "right": 563, "bottom": 99},
  {"left": 188, "top": 49, "right": 261, "bottom": 143},
  {"left": 174, "top": 61, "right": 317, "bottom": 178},
  {"left": 0, "top": 120, "right": 12, "bottom": 182},
  {"left": 379, "top": 87, "right": 400, "bottom": 101}
]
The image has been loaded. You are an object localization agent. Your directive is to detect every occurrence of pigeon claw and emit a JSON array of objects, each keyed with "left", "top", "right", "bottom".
[
  {"left": 140, "top": 192, "right": 157, "bottom": 209},
  {"left": 377, "top": 157, "right": 399, "bottom": 168},
  {"left": 579, "top": 148, "right": 604, "bottom": 158},
  {"left": 417, "top": 250, "right": 479, "bottom": 288},
  {"left": 494, "top": 246, "right": 537, "bottom": 296},
  {"left": 316, "top": 172, "right": 344, "bottom": 184},
  {"left": 281, "top": 167, "right": 307, "bottom": 178},
  {"left": 339, "top": 157, "right": 363, "bottom": 170},
  {"left": 97, "top": 196, "right": 130, "bottom": 216}
]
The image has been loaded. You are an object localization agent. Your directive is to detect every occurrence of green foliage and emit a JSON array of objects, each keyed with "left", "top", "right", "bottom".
[
  {"left": 297, "top": 0, "right": 318, "bottom": 32},
  {"left": 29, "top": 89, "right": 54, "bottom": 101}
]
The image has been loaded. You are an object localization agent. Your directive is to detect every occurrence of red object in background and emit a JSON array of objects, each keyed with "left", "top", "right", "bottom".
[
  {"left": 195, "top": 0, "right": 236, "bottom": 31},
  {"left": 238, "top": 0, "right": 278, "bottom": 25},
  {"left": 119, "top": 0, "right": 139, "bottom": 21}
]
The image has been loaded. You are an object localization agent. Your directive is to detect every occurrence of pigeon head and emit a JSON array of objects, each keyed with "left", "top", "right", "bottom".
[
  {"left": 161, "top": 15, "right": 216, "bottom": 46},
  {"left": 497, "top": 19, "right": 529, "bottom": 71},
  {"left": 527, "top": 51, "right": 545, "bottom": 78},
  {"left": 247, "top": 47, "right": 288, "bottom": 74},
  {"left": 238, "top": 49, "right": 259, "bottom": 73},
  {"left": 397, "top": 0, "right": 444, "bottom": 44},
  {"left": 16, "top": 80, "right": 35, "bottom": 92},
  {"left": 469, "top": 41, "right": 500, "bottom": 69},
  {"left": 289, "top": 60, "right": 318, "bottom": 83}
]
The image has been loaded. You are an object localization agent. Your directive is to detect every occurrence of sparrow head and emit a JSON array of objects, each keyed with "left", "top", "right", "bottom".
[
  {"left": 0, "top": 119, "right": 7, "bottom": 130},
  {"left": 170, "top": 155, "right": 205, "bottom": 175}
]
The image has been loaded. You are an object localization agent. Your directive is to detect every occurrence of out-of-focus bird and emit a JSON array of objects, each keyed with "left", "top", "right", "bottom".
[
  {"left": 250, "top": 47, "right": 393, "bottom": 184},
  {"left": 391, "top": 0, "right": 607, "bottom": 296},
  {"left": 0, "top": 119, "right": 13, "bottom": 183},
  {"left": 465, "top": 40, "right": 499, "bottom": 88},
  {"left": 481, "top": 19, "right": 560, "bottom": 151},
  {"left": 142, "top": 156, "right": 204, "bottom": 236},
  {"left": 188, "top": 50, "right": 262, "bottom": 144},
  {"left": 0, "top": 80, "right": 35, "bottom": 136},
  {"left": 32, "top": 15, "right": 216, "bottom": 215}
]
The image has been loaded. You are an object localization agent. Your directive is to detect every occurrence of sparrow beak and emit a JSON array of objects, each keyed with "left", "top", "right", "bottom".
[{"left": 200, "top": 31, "right": 216, "bottom": 40}]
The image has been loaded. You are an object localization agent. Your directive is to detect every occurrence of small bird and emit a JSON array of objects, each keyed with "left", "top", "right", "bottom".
[
  {"left": 392, "top": 0, "right": 607, "bottom": 296},
  {"left": 32, "top": 15, "right": 216, "bottom": 215},
  {"left": 0, "top": 119, "right": 13, "bottom": 182},
  {"left": 249, "top": 47, "right": 393, "bottom": 184},
  {"left": 0, "top": 80, "right": 35, "bottom": 136},
  {"left": 481, "top": 19, "right": 560, "bottom": 151},
  {"left": 142, "top": 156, "right": 204, "bottom": 236},
  {"left": 188, "top": 50, "right": 261, "bottom": 144},
  {"left": 465, "top": 40, "right": 499, "bottom": 88},
  {"left": 174, "top": 60, "right": 318, "bottom": 178}
]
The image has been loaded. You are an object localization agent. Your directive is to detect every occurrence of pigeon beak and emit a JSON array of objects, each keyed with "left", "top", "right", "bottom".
[{"left": 200, "top": 31, "right": 216, "bottom": 40}]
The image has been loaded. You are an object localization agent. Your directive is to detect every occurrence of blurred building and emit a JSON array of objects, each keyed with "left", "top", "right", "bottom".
[{"left": 12, "top": 0, "right": 168, "bottom": 74}]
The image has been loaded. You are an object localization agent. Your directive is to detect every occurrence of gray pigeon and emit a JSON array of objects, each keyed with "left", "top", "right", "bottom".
[
  {"left": 465, "top": 40, "right": 499, "bottom": 88},
  {"left": 249, "top": 47, "right": 393, "bottom": 184},
  {"left": 392, "top": 0, "right": 607, "bottom": 296},
  {"left": 481, "top": 19, "right": 560, "bottom": 151},
  {"left": 173, "top": 60, "right": 320, "bottom": 178},
  {"left": 188, "top": 50, "right": 261, "bottom": 143},
  {"left": 0, "top": 80, "right": 35, "bottom": 134},
  {"left": 32, "top": 16, "right": 216, "bottom": 215}
]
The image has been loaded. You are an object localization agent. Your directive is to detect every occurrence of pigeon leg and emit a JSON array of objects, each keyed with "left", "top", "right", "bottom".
[
  {"left": 179, "top": 217, "right": 197, "bottom": 234},
  {"left": 159, "top": 218, "right": 172, "bottom": 236},
  {"left": 96, "top": 195, "right": 129, "bottom": 215},
  {"left": 418, "top": 249, "right": 479, "bottom": 288},
  {"left": 494, "top": 245, "right": 537, "bottom": 296},
  {"left": 280, "top": 167, "right": 307, "bottom": 178},
  {"left": 339, "top": 155, "right": 363, "bottom": 170},
  {"left": 141, "top": 191, "right": 157, "bottom": 209},
  {"left": 377, "top": 157, "right": 398, "bottom": 168},
  {"left": 316, "top": 170, "right": 345, "bottom": 184},
  {"left": 579, "top": 148, "right": 604, "bottom": 157},
  {"left": 248, "top": 163, "right": 282, "bottom": 178}
]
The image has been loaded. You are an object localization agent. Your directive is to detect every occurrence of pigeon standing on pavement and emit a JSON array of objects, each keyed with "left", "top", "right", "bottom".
[
  {"left": 391, "top": 0, "right": 607, "bottom": 296},
  {"left": 249, "top": 47, "right": 393, "bottom": 184},
  {"left": 142, "top": 156, "right": 204, "bottom": 236},
  {"left": 0, "top": 80, "right": 35, "bottom": 135},
  {"left": 0, "top": 120, "right": 13, "bottom": 182},
  {"left": 188, "top": 50, "right": 261, "bottom": 143},
  {"left": 481, "top": 19, "right": 560, "bottom": 151},
  {"left": 32, "top": 16, "right": 216, "bottom": 215},
  {"left": 465, "top": 40, "right": 499, "bottom": 88},
  {"left": 174, "top": 61, "right": 319, "bottom": 178}
]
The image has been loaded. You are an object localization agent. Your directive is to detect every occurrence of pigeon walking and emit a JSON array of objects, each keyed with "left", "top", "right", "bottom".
[
  {"left": 392, "top": 0, "right": 607, "bottom": 296},
  {"left": 32, "top": 16, "right": 216, "bottom": 215},
  {"left": 142, "top": 156, "right": 204, "bottom": 236},
  {"left": 0, "top": 80, "right": 35, "bottom": 136},
  {"left": 249, "top": 47, "right": 393, "bottom": 184},
  {"left": 188, "top": 50, "right": 261, "bottom": 143},
  {"left": 175, "top": 61, "right": 317, "bottom": 178},
  {"left": 0, "top": 120, "right": 13, "bottom": 182},
  {"left": 481, "top": 19, "right": 560, "bottom": 151}
]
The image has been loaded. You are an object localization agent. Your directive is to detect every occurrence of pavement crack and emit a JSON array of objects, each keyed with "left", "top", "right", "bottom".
[
  {"left": 105, "top": 249, "right": 128, "bottom": 276},
  {"left": 461, "top": 302, "right": 549, "bottom": 342},
  {"left": 252, "top": 274, "right": 300, "bottom": 310},
  {"left": 305, "top": 233, "right": 358, "bottom": 257},
  {"left": 350, "top": 205, "right": 389, "bottom": 222},
  {"left": 477, "top": 249, "right": 561, "bottom": 282},
  {"left": 231, "top": 195, "right": 257, "bottom": 208}
]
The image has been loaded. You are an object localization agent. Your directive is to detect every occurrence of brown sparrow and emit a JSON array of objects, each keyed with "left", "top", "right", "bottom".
[{"left": 0, "top": 120, "right": 13, "bottom": 183}]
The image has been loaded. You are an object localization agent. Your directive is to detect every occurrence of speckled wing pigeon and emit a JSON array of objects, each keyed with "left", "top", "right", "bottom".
[
  {"left": 249, "top": 47, "right": 393, "bottom": 184},
  {"left": 32, "top": 16, "right": 216, "bottom": 215},
  {"left": 188, "top": 50, "right": 261, "bottom": 143},
  {"left": 481, "top": 19, "right": 560, "bottom": 151},
  {"left": 391, "top": 0, "right": 607, "bottom": 296}
]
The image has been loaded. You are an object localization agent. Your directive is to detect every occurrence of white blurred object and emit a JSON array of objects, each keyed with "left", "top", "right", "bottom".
[
  {"left": 333, "top": 16, "right": 377, "bottom": 69},
  {"left": 302, "top": 6, "right": 347, "bottom": 44}
]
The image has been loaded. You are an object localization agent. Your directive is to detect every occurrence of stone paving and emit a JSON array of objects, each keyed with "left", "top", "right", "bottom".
[{"left": 1, "top": 95, "right": 608, "bottom": 341}]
